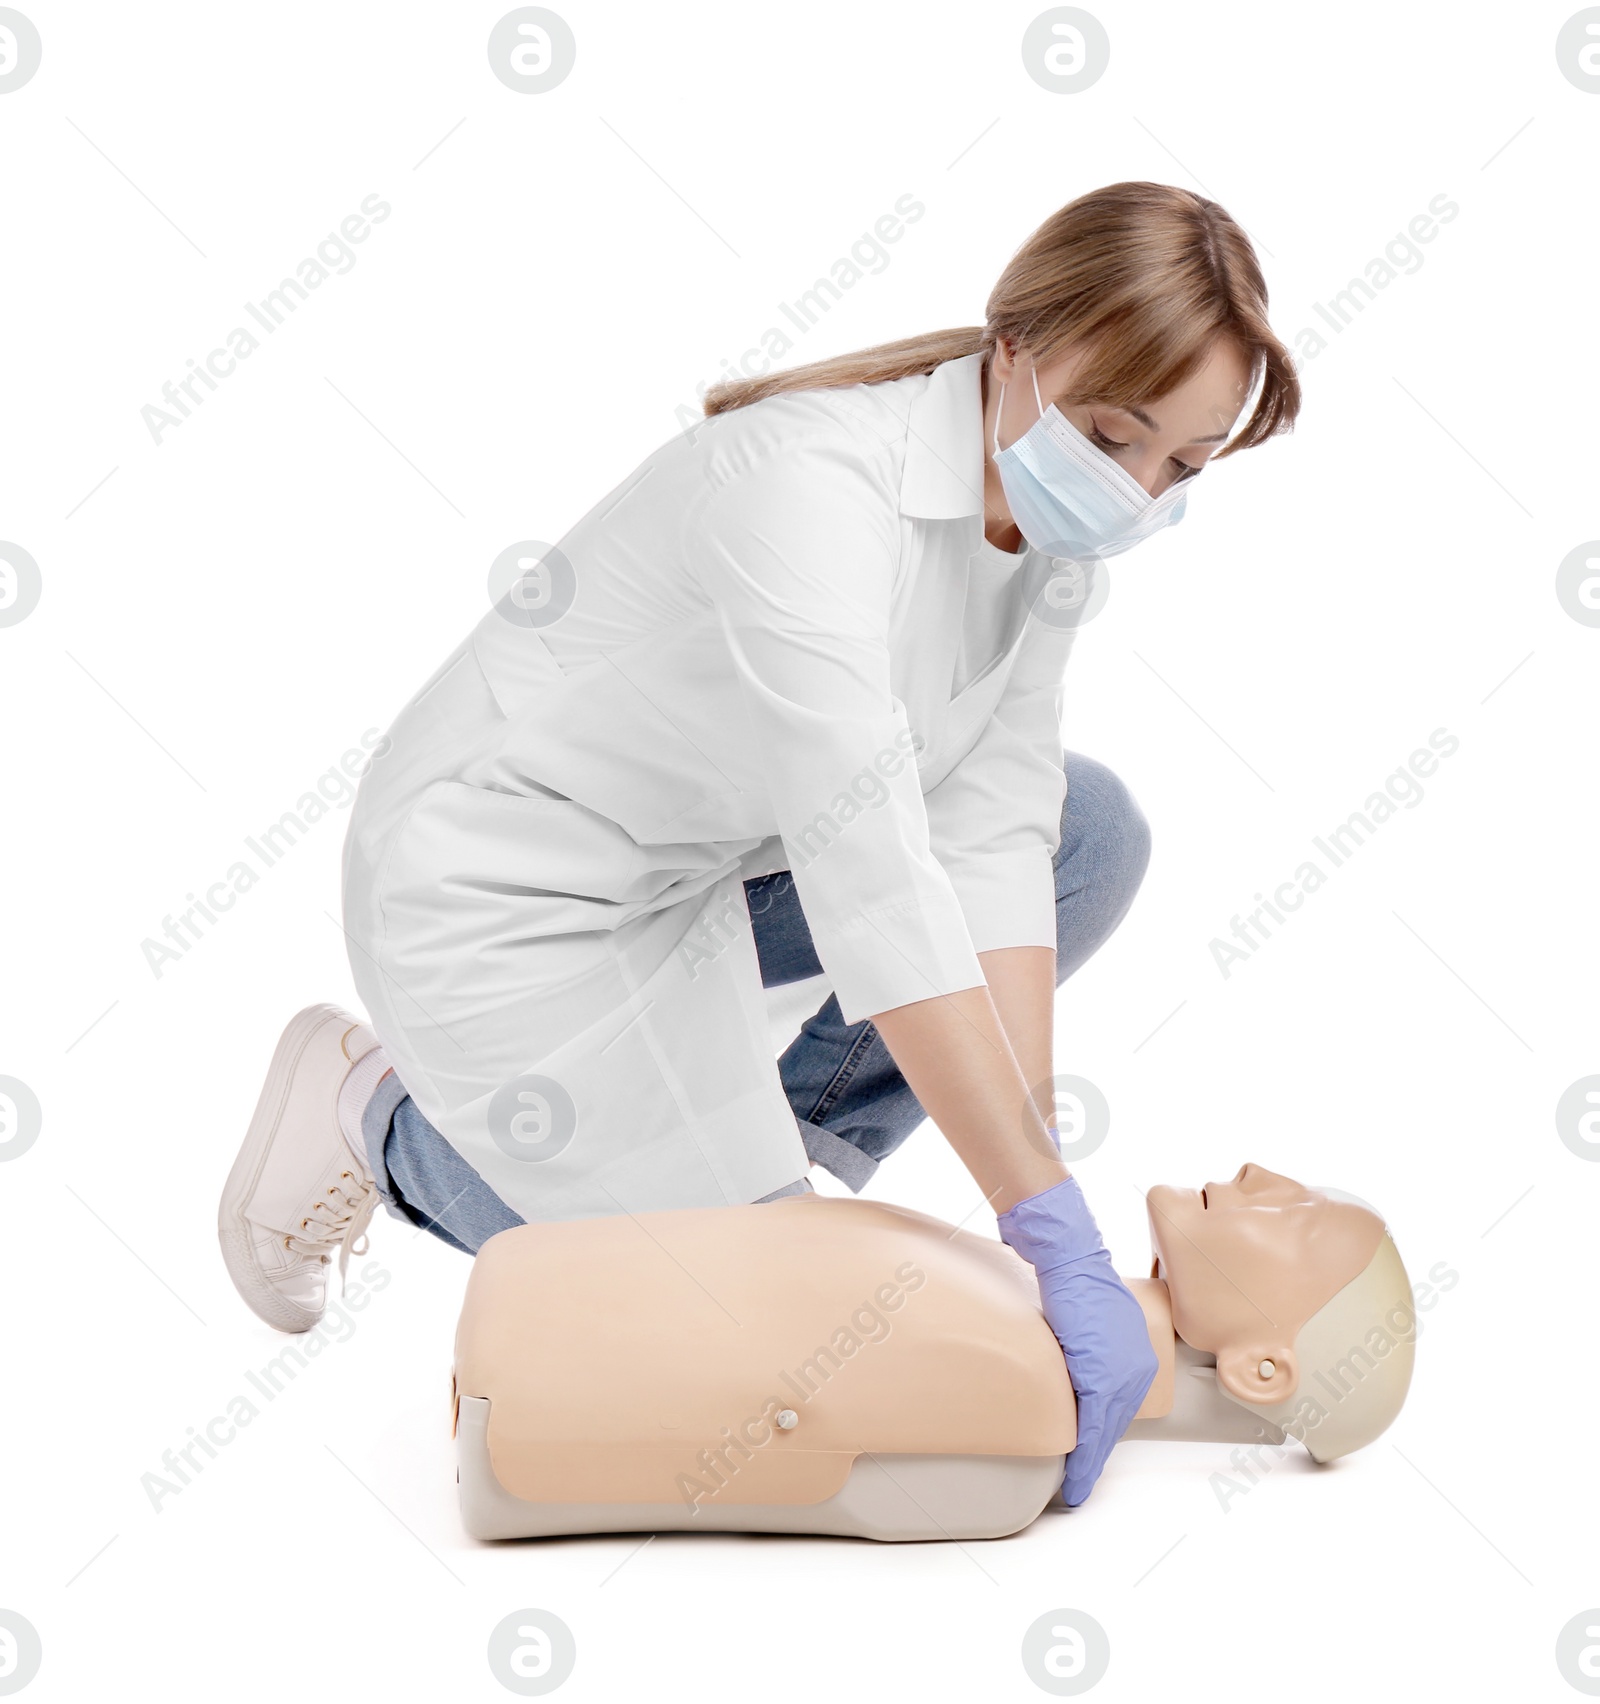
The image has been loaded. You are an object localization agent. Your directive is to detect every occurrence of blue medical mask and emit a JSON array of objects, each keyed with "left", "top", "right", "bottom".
[{"left": 991, "top": 363, "right": 1195, "bottom": 560}]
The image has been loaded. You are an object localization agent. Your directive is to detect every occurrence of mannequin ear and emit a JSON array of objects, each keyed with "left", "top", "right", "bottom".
[{"left": 1216, "top": 1343, "right": 1298, "bottom": 1406}]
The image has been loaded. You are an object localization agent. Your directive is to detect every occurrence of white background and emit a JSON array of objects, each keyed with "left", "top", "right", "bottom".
[{"left": 2, "top": 1, "right": 1597, "bottom": 1699}]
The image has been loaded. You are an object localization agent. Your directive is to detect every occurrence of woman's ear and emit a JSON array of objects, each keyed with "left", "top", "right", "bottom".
[{"left": 1215, "top": 1343, "right": 1298, "bottom": 1406}]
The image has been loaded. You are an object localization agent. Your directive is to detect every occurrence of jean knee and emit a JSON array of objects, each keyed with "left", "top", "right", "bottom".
[{"left": 1058, "top": 752, "right": 1153, "bottom": 895}]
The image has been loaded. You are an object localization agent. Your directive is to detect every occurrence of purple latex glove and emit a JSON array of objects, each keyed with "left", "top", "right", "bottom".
[{"left": 998, "top": 1175, "right": 1158, "bottom": 1507}]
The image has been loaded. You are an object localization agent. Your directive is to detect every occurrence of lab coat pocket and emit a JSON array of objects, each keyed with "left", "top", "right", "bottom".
[{"left": 382, "top": 779, "right": 684, "bottom": 928}]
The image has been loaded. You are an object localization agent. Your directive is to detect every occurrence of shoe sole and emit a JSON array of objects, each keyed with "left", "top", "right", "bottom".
[{"left": 218, "top": 1003, "right": 358, "bottom": 1334}]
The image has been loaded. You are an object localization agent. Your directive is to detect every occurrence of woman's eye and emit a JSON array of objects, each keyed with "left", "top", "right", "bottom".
[{"left": 1093, "top": 421, "right": 1203, "bottom": 479}]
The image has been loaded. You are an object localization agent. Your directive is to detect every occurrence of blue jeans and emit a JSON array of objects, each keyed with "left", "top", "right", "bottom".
[{"left": 361, "top": 751, "right": 1152, "bottom": 1254}]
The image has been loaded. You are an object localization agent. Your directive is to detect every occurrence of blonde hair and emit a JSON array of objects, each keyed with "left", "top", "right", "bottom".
[{"left": 701, "top": 180, "right": 1300, "bottom": 463}]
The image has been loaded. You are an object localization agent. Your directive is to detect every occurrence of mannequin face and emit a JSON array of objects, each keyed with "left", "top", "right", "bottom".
[{"left": 1145, "top": 1165, "right": 1386, "bottom": 1409}]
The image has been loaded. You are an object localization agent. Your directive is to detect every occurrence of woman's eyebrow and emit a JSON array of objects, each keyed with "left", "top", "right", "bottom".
[{"left": 1116, "top": 402, "right": 1229, "bottom": 444}]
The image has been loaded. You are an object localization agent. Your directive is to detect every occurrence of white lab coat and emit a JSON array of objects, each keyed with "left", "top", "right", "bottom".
[{"left": 340, "top": 351, "right": 1091, "bottom": 1223}]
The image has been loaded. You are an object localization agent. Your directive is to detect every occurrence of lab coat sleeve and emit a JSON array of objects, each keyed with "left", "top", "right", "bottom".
[
  {"left": 683, "top": 428, "right": 988, "bottom": 1025},
  {"left": 920, "top": 603, "right": 1079, "bottom": 957}
]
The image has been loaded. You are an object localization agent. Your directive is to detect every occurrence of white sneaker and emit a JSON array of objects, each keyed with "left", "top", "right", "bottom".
[{"left": 219, "top": 1003, "right": 385, "bottom": 1333}]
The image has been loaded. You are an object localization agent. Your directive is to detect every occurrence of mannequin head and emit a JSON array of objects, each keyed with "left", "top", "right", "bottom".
[{"left": 1146, "top": 1165, "right": 1416, "bottom": 1461}]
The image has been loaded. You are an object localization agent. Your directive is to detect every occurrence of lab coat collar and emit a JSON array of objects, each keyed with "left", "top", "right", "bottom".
[{"left": 895, "top": 350, "right": 988, "bottom": 522}]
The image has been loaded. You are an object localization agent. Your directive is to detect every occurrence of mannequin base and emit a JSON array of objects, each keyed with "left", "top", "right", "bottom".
[{"left": 457, "top": 1398, "right": 1066, "bottom": 1542}]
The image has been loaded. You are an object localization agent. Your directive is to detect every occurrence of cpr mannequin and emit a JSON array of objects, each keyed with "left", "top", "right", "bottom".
[{"left": 451, "top": 1164, "right": 1415, "bottom": 1541}]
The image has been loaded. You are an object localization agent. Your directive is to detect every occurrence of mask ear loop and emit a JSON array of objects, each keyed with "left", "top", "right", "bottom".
[{"left": 991, "top": 354, "right": 1048, "bottom": 458}]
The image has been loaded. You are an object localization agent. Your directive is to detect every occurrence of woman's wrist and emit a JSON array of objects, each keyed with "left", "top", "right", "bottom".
[
  {"left": 868, "top": 983, "right": 1069, "bottom": 1216},
  {"left": 989, "top": 1155, "right": 1072, "bottom": 1218}
]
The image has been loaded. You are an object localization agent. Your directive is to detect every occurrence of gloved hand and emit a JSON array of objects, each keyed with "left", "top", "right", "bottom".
[{"left": 998, "top": 1174, "right": 1158, "bottom": 1507}]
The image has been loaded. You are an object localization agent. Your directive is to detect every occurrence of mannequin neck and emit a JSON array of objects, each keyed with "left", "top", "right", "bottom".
[{"left": 1121, "top": 1277, "right": 1290, "bottom": 1448}]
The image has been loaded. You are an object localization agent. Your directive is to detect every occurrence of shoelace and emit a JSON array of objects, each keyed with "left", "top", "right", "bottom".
[{"left": 283, "top": 1170, "right": 380, "bottom": 1287}]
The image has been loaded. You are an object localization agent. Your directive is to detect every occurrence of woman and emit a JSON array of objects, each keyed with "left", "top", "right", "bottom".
[{"left": 218, "top": 180, "right": 1300, "bottom": 1506}]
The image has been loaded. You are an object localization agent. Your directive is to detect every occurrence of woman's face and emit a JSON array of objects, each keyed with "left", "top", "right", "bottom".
[{"left": 987, "top": 336, "right": 1253, "bottom": 501}]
